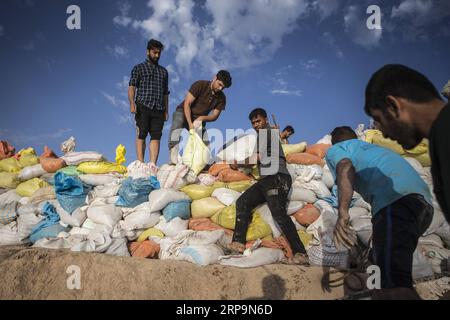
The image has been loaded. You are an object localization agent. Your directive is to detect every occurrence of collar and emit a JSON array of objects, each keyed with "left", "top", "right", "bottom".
[{"left": 146, "top": 58, "right": 158, "bottom": 66}]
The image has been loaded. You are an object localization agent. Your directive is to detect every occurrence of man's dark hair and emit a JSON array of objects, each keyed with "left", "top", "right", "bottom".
[
  {"left": 365, "top": 64, "right": 442, "bottom": 116},
  {"left": 216, "top": 70, "right": 232, "bottom": 88},
  {"left": 248, "top": 108, "right": 267, "bottom": 120},
  {"left": 147, "top": 39, "right": 164, "bottom": 51},
  {"left": 330, "top": 126, "right": 357, "bottom": 145},
  {"left": 283, "top": 125, "right": 295, "bottom": 134}
]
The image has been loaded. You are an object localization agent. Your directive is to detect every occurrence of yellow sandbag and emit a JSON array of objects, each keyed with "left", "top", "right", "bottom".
[
  {"left": 115, "top": 144, "right": 126, "bottom": 165},
  {"left": 407, "top": 152, "right": 431, "bottom": 167},
  {"left": 191, "top": 197, "right": 226, "bottom": 219},
  {"left": 262, "top": 234, "right": 274, "bottom": 241},
  {"left": 0, "top": 172, "right": 20, "bottom": 189},
  {"left": 282, "top": 142, "right": 307, "bottom": 156},
  {"left": 17, "top": 147, "right": 36, "bottom": 156},
  {"left": 211, "top": 205, "right": 272, "bottom": 241},
  {"left": 212, "top": 180, "right": 253, "bottom": 193},
  {"left": 182, "top": 129, "right": 211, "bottom": 175},
  {"left": 251, "top": 165, "right": 260, "bottom": 180},
  {"left": 0, "top": 157, "right": 22, "bottom": 173},
  {"left": 19, "top": 154, "right": 39, "bottom": 168},
  {"left": 137, "top": 228, "right": 165, "bottom": 242},
  {"left": 77, "top": 161, "right": 127, "bottom": 174},
  {"left": 16, "top": 178, "right": 49, "bottom": 197},
  {"left": 180, "top": 184, "right": 214, "bottom": 200},
  {"left": 298, "top": 229, "right": 313, "bottom": 248}
]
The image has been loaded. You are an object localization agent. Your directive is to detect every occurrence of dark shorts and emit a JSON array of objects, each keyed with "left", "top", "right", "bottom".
[{"left": 135, "top": 103, "right": 164, "bottom": 140}]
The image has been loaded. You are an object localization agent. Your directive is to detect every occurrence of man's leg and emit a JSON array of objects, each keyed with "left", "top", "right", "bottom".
[
  {"left": 232, "top": 180, "right": 266, "bottom": 247},
  {"left": 134, "top": 103, "right": 149, "bottom": 162},
  {"left": 148, "top": 109, "right": 165, "bottom": 165},
  {"left": 264, "top": 174, "right": 307, "bottom": 255},
  {"left": 168, "top": 108, "right": 188, "bottom": 164},
  {"left": 136, "top": 139, "right": 145, "bottom": 162}
]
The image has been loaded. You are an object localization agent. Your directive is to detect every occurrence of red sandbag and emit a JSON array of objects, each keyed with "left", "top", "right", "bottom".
[
  {"left": 40, "top": 157, "right": 67, "bottom": 173},
  {"left": 0, "top": 141, "right": 15, "bottom": 160},
  {"left": 286, "top": 153, "right": 325, "bottom": 166},
  {"left": 292, "top": 204, "right": 321, "bottom": 226},
  {"left": 40, "top": 146, "right": 58, "bottom": 159},
  {"left": 208, "top": 162, "right": 230, "bottom": 176},
  {"left": 218, "top": 168, "right": 252, "bottom": 182},
  {"left": 246, "top": 236, "right": 294, "bottom": 259},
  {"left": 305, "top": 144, "right": 331, "bottom": 159},
  {"left": 129, "top": 240, "right": 160, "bottom": 258},
  {"left": 188, "top": 218, "right": 234, "bottom": 236}
]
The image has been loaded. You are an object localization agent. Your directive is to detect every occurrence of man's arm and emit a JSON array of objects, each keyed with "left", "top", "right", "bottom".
[
  {"left": 334, "top": 158, "right": 357, "bottom": 249},
  {"left": 196, "top": 108, "right": 222, "bottom": 123},
  {"left": 128, "top": 86, "right": 137, "bottom": 113},
  {"left": 163, "top": 94, "right": 169, "bottom": 121}
]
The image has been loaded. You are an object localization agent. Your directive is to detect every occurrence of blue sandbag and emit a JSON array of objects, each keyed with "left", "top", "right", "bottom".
[
  {"left": 116, "top": 176, "right": 160, "bottom": 208},
  {"left": 30, "top": 202, "right": 68, "bottom": 243},
  {"left": 162, "top": 199, "right": 191, "bottom": 222},
  {"left": 54, "top": 172, "right": 91, "bottom": 213},
  {"left": 30, "top": 223, "right": 69, "bottom": 243}
]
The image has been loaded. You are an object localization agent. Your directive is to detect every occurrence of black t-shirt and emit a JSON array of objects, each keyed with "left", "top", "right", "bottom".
[
  {"left": 429, "top": 102, "right": 450, "bottom": 223},
  {"left": 256, "top": 126, "right": 290, "bottom": 178}
]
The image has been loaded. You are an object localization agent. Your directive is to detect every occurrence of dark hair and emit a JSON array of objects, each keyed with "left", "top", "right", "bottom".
[
  {"left": 283, "top": 126, "right": 295, "bottom": 134},
  {"left": 365, "top": 64, "right": 442, "bottom": 116},
  {"left": 147, "top": 39, "right": 164, "bottom": 51},
  {"left": 216, "top": 70, "right": 232, "bottom": 88},
  {"left": 248, "top": 108, "right": 267, "bottom": 120},
  {"left": 330, "top": 126, "right": 357, "bottom": 145}
]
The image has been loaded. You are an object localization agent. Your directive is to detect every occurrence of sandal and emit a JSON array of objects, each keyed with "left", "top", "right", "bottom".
[
  {"left": 226, "top": 242, "right": 246, "bottom": 255},
  {"left": 282, "top": 253, "right": 310, "bottom": 266}
]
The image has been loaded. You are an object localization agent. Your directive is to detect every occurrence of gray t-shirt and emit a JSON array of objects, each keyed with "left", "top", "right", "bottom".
[{"left": 257, "top": 126, "right": 290, "bottom": 177}]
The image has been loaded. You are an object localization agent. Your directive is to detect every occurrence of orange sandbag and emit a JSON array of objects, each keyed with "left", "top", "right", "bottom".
[
  {"left": 128, "top": 240, "right": 160, "bottom": 258},
  {"left": 293, "top": 204, "right": 321, "bottom": 226},
  {"left": 0, "top": 141, "right": 15, "bottom": 160},
  {"left": 188, "top": 218, "right": 234, "bottom": 236},
  {"left": 246, "top": 236, "right": 294, "bottom": 259},
  {"left": 286, "top": 153, "right": 325, "bottom": 166},
  {"left": 40, "top": 146, "right": 58, "bottom": 159},
  {"left": 208, "top": 162, "right": 230, "bottom": 176},
  {"left": 305, "top": 144, "right": 331, "bottom": 159},
  {"left": 40, "top": 157, "right": 67, "bottom": 173},
  {"left": 218, "top": 168, "right": 252, "bottom": 182}
]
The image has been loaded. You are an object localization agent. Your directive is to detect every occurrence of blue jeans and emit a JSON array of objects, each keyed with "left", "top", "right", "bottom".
[{"left": 168, "top": 108, "right": 209, "bottom": 149}]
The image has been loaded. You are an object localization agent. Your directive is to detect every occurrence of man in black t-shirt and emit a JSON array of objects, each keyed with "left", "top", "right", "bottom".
[{"left": 364, "top": 64, "right": 450, "bottom": 225}]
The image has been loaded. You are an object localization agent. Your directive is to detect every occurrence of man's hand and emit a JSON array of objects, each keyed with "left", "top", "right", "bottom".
[
  {"left": 130, "top": 103, "right": 137, "bottom": 114},
  {"left": 188, "top": 122, "right": 194, "bottom": 130},
  {"left": 333, "top": 214, "right": 357, "bottom": 250},
  {"left": 164, "top": 110, "right": 169, "bottom": 121}
]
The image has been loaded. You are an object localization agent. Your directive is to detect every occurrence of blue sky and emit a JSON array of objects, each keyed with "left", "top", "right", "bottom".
[{"left": 1, "top": 0, "right": 449, "bottom": 164}]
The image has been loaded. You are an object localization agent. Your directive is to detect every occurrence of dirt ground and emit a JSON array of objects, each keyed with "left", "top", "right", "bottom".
[{"left": 0, "top": 245, "right": 447, "bottom": 300}]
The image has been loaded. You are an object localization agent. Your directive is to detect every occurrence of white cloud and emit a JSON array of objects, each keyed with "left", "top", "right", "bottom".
[
  {"left": 106, "top": 45, "right": 129, "bottom": 59},
  {"left": 116, "top": 76, "right": 130, "bottom": 98},
  {"left": 322, "top": 32, "right": 344, "bottom": 59},
  {"left": 166, "top": 64, "right": 180, "bottom": 85},
  {"left": 113, "top": 1, "right": 132, "bottom": 27},
  {"left": 101, "top": 91, "right": 128, "bottom": 111},
  {"left": 0, "top": 26, "right": 4, "bottom": 37},
  {"left": 270, "top": 89, "right": 302, "bottom": 97},
  {"left": 300, "top": 59, "right": 323, "bottom": 79},
  {"left": 269, "top": 65, "right": 303, "bottom": 97},
  {"left": 116, "top": 0, "right": 309, "bottom": 74},
  {"left": 5, "top": 128, "right": 72, "bottom": 145},
  {"left": 390, "top": 0, "right": 450, "bottom": 41},
  {"left": 344, "top": 5, "right": 382, "bottom": 49},
  {"left": 301, "top": 59, "right": 318, "bottom": 71},
  {"left": 311, "top": 0, "right": 341, "bottom": 20},
  {"left": 116, "top": 114, "right": 134, "bottom": 125}
]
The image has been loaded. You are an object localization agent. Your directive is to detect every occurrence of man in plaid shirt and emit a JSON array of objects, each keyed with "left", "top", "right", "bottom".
[{"left": 128, "top": 39, "right": 169, "bottom": 171}]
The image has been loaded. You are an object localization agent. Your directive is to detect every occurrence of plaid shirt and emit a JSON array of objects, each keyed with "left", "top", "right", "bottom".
[{"left": 129, "top": 59, "right": 169, "bottom": 110}]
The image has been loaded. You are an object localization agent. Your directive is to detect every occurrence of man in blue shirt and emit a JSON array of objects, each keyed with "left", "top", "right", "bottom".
[{"left": 326, "top": 126, "right": 433, "bottom": 293}]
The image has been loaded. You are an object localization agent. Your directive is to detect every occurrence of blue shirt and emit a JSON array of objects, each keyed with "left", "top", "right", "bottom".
[{"left": 326, "top": 139, "right": 432, "bottom": 215}]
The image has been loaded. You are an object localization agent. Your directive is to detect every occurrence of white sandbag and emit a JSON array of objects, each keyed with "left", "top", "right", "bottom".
[
  {"left": 148, "top": 189, "right": 191, "bottom": 213},
  {"left": 154, "top": 216, "right": 188, "bottom": 238},
  {"left": 316, "top": 134, "right": 332, "bottom": 145},
  {"left": 301, "top": 180, "right": 332, "bottom": 198},
  {"left": 60, "top": 136, "right": 76, "bottom": 154},
  {"left": 435, "top": 222, "right": 450, "bottom": 248},
  {"left": 127, "top": 160, "right": 153, "bottom": 179},
  {"left": 61, "top": 151, "right": 103, "bottom": 166},
  {"left": 30, "top": 186, "right": 56, "bottom": 204},
  {"left": 257, "top": 204, "right": 282, "bottom": 238},
  {"left": 291, "top": 216, "right": 305, "bottom": 231},
  {"left": 79, "top": 174, "right": 121, "bottom": 187},
  {"left": 0, "top": 190, "right": 21, "bottom": 225},
  {"left": 412, "top": 247, "right": 434, "bottom": 279},
  {"left": 17, "top": 164, "right": 47, "bottom": 181},
  {"left": 86, "top": 204, "right": 122, "bottom": 228},
  {"left": 18, "top": 197, "right": 31, "bottom": 206},
  {"left": 219, "top": 247, "right": 285, "bottom": 268},
  {"left": 0, "top": 221, "right": 26, "bottom": 245},
  {"left": 287, "top": 201, "right": 306, "bottom": 215},
  {"left": 424, "top": 200, "right": 446, "bottom": 236},
  {"left": 33, "top": 236, "right": 72, "bottom": 249},
  {"left": 89, "top": 180, "right": 122, "bottom": 199},
  {"left": 177, "top": 244, "right": 223, "bottom": 266},
  {"left": 88, "top": 196, "right": 119, "bottom": 206},
  {"left": 197, "top": 173, "right": 216, "bottom": 186},
  {"left": 211, "top": 188, "right": 241, "bottom": 206},
  {"left": 70, "top": 230, "right": 113, "bottom": 253},
  {"left": 322, "top": 165, "right": 335, "bottom": 189},
  {"left": 53, "top": 201, "right": 87, "bottom": 227},
  {"left": 306, "top": 200, "right": 338, "bottom": 247},
  {"left": 419, "top": 234, "right": 445, "bottom": 248},
  {"left": 352, "top": 193, "right": 372, "bottom": 211},
  {"left": 17, "top": 205, "right": 44, "bottom": 241},
  {"left": 157, "top": 164, "right": 189, "bottom": 190},
  {"left": 288, "top": 187, "right": 317, "bottom": 203},
  {"left": 104, "top": 237, "right": 130, "bottom": 257},
  {"left": 216, "top": 134, "right": 257, "bottom": 163},
  {"left": 120, "top": 209, "right": 161, "bottom": 231},
  {"left": 287, "top": 164, "right": 322, "bottom": 182},
  {"left": 348, "top": 207, "right": 372, "bottom": 232}
]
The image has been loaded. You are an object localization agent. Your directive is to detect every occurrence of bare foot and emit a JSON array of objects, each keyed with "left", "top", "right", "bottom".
[{"left": 226, "top": 242, "right": 246, "bottom": 254}]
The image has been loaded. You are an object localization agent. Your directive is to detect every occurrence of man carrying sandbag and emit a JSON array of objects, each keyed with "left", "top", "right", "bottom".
[
  {"left": 128, "top": 39, "right": 169, "bottom": 172},
  {"left": 227, "top": 108, "right": 309, "bottom": 265},
  {"left": 279, "top": 125, "right": 295, "bottom": 144},
  {"left": 364, "top": 65, "right": 449, "bottom": 224},
  {"left": 327, "top": 126, "right": 433, "bottom": 298},
  {"left": 168, "top": 70, "right": 232, "bottom": 164}
]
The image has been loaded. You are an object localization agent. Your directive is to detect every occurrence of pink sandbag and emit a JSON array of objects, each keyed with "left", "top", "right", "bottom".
[
  {"left": 286, "top": 153, "right": 325, "bottom": 166},
  {"left": 305, "top": 144, "right": 331, "bottom": 159},
  {"left": 292, "top": 204, "right": 321, "bottom": 226},
  {"left": 218, "top": 168, "right": 252, "bottom": 182}
]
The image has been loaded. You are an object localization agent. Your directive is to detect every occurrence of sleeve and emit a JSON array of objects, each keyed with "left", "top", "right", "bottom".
[
  {"left": 188, "top": 81, "right": 202, "bottom": 98},
  {"left": 325, "top": 144, "right": 352, "bottom": 180},
  {"left": 129, "top": 65, "right": 140, "bottom": 87},
  {"left": 163, "top": 69, "right": 169, "bottom": 95},
  {"left": 214, "top": 94, "right": 226, "bottom": 111}
]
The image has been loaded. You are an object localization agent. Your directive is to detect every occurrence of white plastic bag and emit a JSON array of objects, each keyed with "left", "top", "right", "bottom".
[
  {"left": 61, "top": 151, "right": 103, "bottom": 166},
  {"left": 287, "top": 201, "right": 306, "bottom": 215},
  {"left": 301, "top": 180, "right": 332, "bottom": 198},
  {"left": 219, "top": 247, "right": 285, "bottom": 268},
  {"left": 154, "top": 216, "right": 188, "bottom": 238},
  {"left": 148, "top": 189, "right": 191, "bottom": 213},
  {"left": 0, "top": 190, "right": 21, "bottom": 225},
  {"left": 211, "top": 188, "right": 241, "bottom": 206},
  {"left": 182, "top": 129, "right": 211, "bottom": 175},
  {"left": 157, "top": 164, "right": 189, "bottom": 190},
  {"left": 79, "top": 174, "right": 121, "bottom": 187},
  {"left": 120, "top": 203, "right": 161, "bottom": 231},
  {"left": 17, "top": 164, "right": 47, "bottom": 181},
  {"left": 127, "top": 160, "right": 153, "bottom": 179},
  {"left": 87, "top": 204, "right": 122, "bottom": 228},
  {"left": 216, "top": 134, "right": 257, "bottom": 163},
  {"left": 288, "top": 188, "right": 317, "bottom": 203}
]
